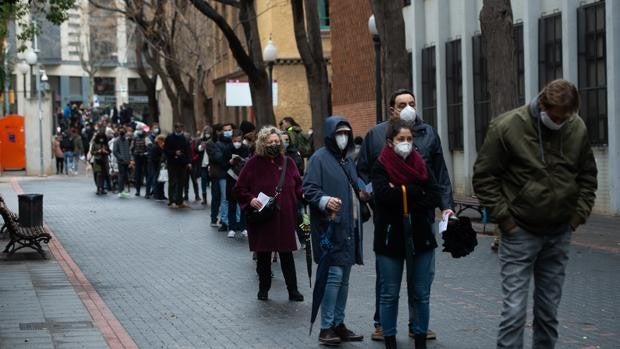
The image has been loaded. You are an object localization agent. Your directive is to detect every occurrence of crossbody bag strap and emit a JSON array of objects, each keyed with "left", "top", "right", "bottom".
[
  {"left": 336, "top": 159, "right": 361, "bottom": 201},
  {"left": 274, "top": 156, "right": 288, "bottom": 198}
]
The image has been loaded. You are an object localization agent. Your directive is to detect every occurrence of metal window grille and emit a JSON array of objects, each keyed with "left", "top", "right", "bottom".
[
  {"left": 538, "top": 13, "right": 563, "bottom": 89},
  {"left": 446, "top": 39, "right": 463, "bottom": 151},
  {"left": 421, "top": 46, "right": 437, "bottom": 129},
  {"left": 578, "top": 1, "right": 607, "bottom": 145}
]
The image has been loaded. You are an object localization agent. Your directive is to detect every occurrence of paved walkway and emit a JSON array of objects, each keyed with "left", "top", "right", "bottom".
[{"left": 1, "top": 174, "right": 619, "bottom": 348}]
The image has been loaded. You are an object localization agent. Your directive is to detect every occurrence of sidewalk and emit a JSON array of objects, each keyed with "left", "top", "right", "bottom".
[
  {"left": 0, "top": 180, "right": 109, "bottom": 349},
  {"left": 1, "top": 173, "right": 619, "bottom": 348}
]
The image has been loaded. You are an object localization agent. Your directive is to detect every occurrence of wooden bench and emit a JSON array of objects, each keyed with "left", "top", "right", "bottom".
[
  {"left": 0, "top": 194, "right": 18, "bottom": 235},
  {"left": 0, "top": 201, "right": 51, "bottom": 258},
  {"left": 454, "top": 195, "right": 485, "bottom": 218}
]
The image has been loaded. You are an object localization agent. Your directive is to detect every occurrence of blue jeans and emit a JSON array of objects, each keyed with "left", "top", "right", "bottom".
[
  {"left": 320, "top": 265, "right": 352, "bottom": 330},
  {"left": 64, "top": 151, "right": 74, "bottom": 174},
  {"left": 218, "top": 178, "right": 228, "bottom": 226},
  {"left": 497, "top": 227, "right": 571, "bottom": 349},
  {"left": 377, "top": 249, "right": 435, "bottom": 337}
]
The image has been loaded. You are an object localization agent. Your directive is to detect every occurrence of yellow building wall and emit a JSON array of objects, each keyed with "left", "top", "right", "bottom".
[{"left": 209, "top": 0, "right": 331, "bottom": 132}]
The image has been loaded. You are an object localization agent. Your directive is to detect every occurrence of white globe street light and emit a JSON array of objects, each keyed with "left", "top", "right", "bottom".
[
  {"left": 24, "top": 48, "right": 37, "bottom": 65},
  {"left": 262, "top": 35, "right": 278, "bottom": 118},
  {"left": 24, "top": 24, "right": 45, "bottom": 176},
  {"left": 368, "top": 15, "right": 378, "bottom": 36},
  {"left": 17, "top": 61, "right": 30, "bottom": 75}
]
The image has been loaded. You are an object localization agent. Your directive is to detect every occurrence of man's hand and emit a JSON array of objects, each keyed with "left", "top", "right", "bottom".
[
  {"left": 327, "top": 197, "right": 342, "bottom": 212},
  {"left": 359, "top": 191, "right": 370, "bottom": 202},
  {"left": 250, "top": 198, "right": 263, "bottom": 209},
  {"left": 442, "top": 209, "right": 455, "bottom": 218}
]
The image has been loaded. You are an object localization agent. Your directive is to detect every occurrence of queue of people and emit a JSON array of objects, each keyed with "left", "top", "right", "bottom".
[{"left": 70, "top": 79, "right": 596, "bottom": 349}]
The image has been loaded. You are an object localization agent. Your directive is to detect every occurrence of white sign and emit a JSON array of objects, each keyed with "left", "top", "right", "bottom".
[
  {"left": 225, "top": 80, "right": 277, "bottom": 107},
  {"left": 120, "top": 85, "right": 127, "bottom": 98}
]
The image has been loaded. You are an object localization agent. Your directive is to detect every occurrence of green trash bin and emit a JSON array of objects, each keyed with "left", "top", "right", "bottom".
[{"left": 18, "top": 194, "right": 43, "bottom": 227}]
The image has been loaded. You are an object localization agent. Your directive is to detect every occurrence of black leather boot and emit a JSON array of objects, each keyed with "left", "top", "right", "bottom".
[
  {"left": 256, "top": 253, "right": 272, "bottom": 300},
  {"left": 414, "top": 333, "right": 427, "bottom": 349},
  {"left": 280, "top": 252, "right": 303, "bottom": 301},
  {"left": 384, "top": 335, "right": 397, "bottom": 349}
]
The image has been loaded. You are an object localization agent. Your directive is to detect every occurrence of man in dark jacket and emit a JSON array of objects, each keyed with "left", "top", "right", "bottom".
[
  {"left": 225, "top": 130, "right": 250, "bottom": 238},
  {"left": 303, "top": 116, "right": 365, "bottom": 346},
  {"left": 164, "top": 123, "right": 191, "bottom": 208},
  {"left": 473, "top": 79, "right": 597, "bottom": 349},
  {"left": 131, "top": 125, "right": 149, "bottom": 196},
  {"left": 358, "top": 89, "right": 453, "bottom": 341},
  {"left": 113, "top": 127, "right": 131, "bottom": 196},
  {"left": 211, "top": 123, "right": 235, "bottom": 231}
]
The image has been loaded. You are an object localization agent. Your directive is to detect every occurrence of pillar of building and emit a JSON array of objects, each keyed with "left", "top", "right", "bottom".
[
  {"left": 607, "top": 0, "right": 620, "bottom": 215},
  {"left": 434, "top": 0, "right": 453, "bottom": 179},
  {"left": 561, "top": 0, "right": 579, "bottom": 83},
  {"left": 523, "top": 0, "right": 540, "bottom": 101}
]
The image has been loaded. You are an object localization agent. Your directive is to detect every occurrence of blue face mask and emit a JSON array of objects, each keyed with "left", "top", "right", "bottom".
[{"left": 223, "top": 130, "right": 233, "bottom": 138}]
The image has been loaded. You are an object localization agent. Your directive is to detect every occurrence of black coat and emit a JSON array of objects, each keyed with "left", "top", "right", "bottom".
[
  {"left": 164, "top": 133, "right": 191, "bottom": 167},
  {"left": 371, "top": 161, "right": 441, "bottom": 259}
]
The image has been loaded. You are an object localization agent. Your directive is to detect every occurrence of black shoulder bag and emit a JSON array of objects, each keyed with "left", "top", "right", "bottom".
[
  {"left": 335, "top": 159, "right": 371, "bottom": 223},
  {"left": 245, "top": 156, "right": 288, "bottom": 225}
]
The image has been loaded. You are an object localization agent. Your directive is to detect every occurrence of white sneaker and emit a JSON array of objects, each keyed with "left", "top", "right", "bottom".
[
  {"left": 227, "top": 230, "right": 236, "bottom": 238},
  {"left": 241, "top": 229, "right": 248, "bottom": 237}
]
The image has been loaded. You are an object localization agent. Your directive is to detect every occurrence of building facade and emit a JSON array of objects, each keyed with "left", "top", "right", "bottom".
[
  {"left": 330, "top": 0, "right": 618, "bottom": 215},
  {"left": 12, "top": 1, "right": 147, "bottom": 121},
  {"left": 207, "top": 0, "right": 331, "bottom": 131},
  {"left": 5, "top": 1, "right": 150, "bottom": 175},
  {"left": 407, "top": 0, "right": 618, "bottom": 214}
]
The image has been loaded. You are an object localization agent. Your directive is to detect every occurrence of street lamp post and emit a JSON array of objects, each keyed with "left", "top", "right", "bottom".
[
  {"left": 368, "top": 15, "right": 382, "bottom": 125},
  {"left": 262, "top": 35, "right": 278, "bottom": 118},
  {"left": 24, "top": 25, "right": 46, "bottom": 176},
  {"left": 3, "top": 40, "right": 9, "bottom": 116}
]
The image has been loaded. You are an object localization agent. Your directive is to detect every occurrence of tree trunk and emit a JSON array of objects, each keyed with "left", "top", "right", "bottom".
[
  {"left": 291, "top": 0, "right": 330, "bottom": 150},
  {"left": 134, "top": 28, "right": 159, "bottom": 124},
  {"left": 190, "top": 0, "right": 273, "bottom": 127},
  {"left": 480, "top": 0, "right": 518, "bottom": 117},
  {"left": 239, "top": 0, "right": 274, "bottom": 127},
  {"left": 370, "top": 0, "right": 409, "bottom": 115}
]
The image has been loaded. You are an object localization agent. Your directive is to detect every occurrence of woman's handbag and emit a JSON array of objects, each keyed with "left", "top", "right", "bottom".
[
  {"left": 245, "top": 157, "right": 288, "bottom": 225},
  {"left": 157, "top": 164, "right": 169, "bottom": 183}
]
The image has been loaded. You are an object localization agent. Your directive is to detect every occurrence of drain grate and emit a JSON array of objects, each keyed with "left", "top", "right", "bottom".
[
  {"left": 19, "top": 320, "right": 94, "bottom": 331},
  {"left": 19, "top": 322, "right": 46, "bottom": 331}
]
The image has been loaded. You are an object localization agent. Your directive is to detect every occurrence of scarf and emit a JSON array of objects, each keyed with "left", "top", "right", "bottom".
[{"left": 377, "top": 145, "right": 428, "bottom": 185}]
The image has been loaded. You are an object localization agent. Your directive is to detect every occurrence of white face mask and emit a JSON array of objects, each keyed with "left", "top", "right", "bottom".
[
  {"left": 399, "top": 105, "right": 417, "bottom": 122},
  {"left": 394, "top": 141, "right": 413, "bottom": 159},
  {"left": 233, "top": 141, "right": 242, "bottom": 149},
  {"left": 335, "top": 134, "right": 349, "bottom": 150},
  {"left": 242, "top": 139, "right": 249, "bottom": 146},
  {"left": 540, "top": 111, "right": 568, "bottom": 131}
]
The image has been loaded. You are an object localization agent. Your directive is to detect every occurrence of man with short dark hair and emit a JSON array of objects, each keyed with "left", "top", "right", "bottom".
[
  {"left": 164, "top": 123, "right": 191, "bottom": 208},
  {"left": 473, "top": 79, "right": 598, "bottom": 349},
  {"left": 113, "top": 127, "right": 131, "bottom": 197},
  {"left": 358, "top": 88, "right": 454, "bottom": 343}
]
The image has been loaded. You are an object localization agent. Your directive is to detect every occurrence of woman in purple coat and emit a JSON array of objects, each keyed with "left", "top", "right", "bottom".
[{"left": 234, "top": 126, "right": 304, "bottom": 302}]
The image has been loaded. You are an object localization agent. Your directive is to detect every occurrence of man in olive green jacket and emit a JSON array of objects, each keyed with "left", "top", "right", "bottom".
[{"left": 473, "top": 79, "right": 597, "bottom": 349}]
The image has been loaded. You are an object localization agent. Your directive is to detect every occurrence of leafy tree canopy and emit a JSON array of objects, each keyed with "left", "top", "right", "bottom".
[{"left": 1, "top": 0, "right": 75, "bottom": 50}]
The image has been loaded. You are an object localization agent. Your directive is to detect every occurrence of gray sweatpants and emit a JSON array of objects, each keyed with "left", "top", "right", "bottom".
[{"left": 497, "top": 226, "right": 571, "bottom": 349}]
